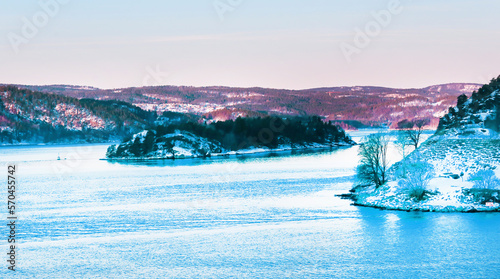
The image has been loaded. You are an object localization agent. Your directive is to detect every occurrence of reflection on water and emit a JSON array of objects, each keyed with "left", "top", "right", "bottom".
[
  {"left": 105, "top": 146, "right": 350, "bottom": 167},
  {"left": 0, "top": 130, "right": 498, "bottom": 279}
]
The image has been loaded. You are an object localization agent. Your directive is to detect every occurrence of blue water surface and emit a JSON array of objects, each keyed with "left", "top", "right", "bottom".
[{"left": 0, "top": 131, "right": 498, "bottom": 278}]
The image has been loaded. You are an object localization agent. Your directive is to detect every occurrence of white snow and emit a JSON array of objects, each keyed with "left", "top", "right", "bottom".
[
  {"left": 477, "top": 111, "right": 492, "bottom": 121},
  {"left": 353, "top": 134, "right": 500, "bottom": 212}
]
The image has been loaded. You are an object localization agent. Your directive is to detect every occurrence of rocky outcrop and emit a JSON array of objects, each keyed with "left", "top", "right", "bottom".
[{"left": 106, "top": 130, "right": 226, "bottom": 159}]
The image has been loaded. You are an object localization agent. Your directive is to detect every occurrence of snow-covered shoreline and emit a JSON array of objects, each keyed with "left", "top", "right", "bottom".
[
  {"left": 349, "top": 181, "right": 500, "bottom": 213},
  {"left": 105, "top": 127, "right": 356, "bottom": 160},
  {"left": 349, "top": 131, "right": 500, "bottom": 213},
  {"left": 104, "top": 141, "right": 353, "bottom": 161},
  {"left": 352, "top": 202, "right": 500, "bottom": 213}
]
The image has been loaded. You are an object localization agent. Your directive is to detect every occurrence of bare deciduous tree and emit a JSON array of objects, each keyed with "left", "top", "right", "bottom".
[
  {"left": 357, "top": 134, "right": 389, "bottom": 188},
  {"left": 397, "top": 118, "right": 430, "bottom": 149},
  {"left": 395, "top": 131, "right": 412, "bottom": 158},
  {"left": 394, "top": 131, "right": 413, "bottom": 177}
]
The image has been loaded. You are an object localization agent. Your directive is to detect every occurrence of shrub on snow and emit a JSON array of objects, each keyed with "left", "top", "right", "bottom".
[
  {"left": 469, "top": 169, "right": 500, "bottom": 189},
  {"left": 397, "top": 159, "right": 435, "bottom": 202},
  {"left": 465, "top": 169, "right": 500, "bottom": 204}
]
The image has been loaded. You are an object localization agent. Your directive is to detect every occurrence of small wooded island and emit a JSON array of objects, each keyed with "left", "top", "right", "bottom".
[
  {"left": 349, "top": 77, "right": 500, "bottom": 212},
  {"left": 106, "top": 116, "right": 355, "bottom": 159}
]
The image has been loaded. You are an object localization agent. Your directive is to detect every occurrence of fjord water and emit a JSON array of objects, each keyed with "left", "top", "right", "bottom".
[{"left": 1, "top": 131, "right": 499, "bottom": 278}]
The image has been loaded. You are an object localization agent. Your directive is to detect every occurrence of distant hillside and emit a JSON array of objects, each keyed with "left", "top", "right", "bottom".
[
  {"left": 9, "top": 82, "right": 481, "bottom": 129},
  {"left": 0, "top": 86, "right": 156, "bottom": 144}
]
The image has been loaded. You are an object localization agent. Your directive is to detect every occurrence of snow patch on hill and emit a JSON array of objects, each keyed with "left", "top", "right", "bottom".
[
  {"left": 106, "top": 130, "right": 225, "bottom": 159},
  {"left": 2, "top": 92, "right": 112, "bottom": 131}
]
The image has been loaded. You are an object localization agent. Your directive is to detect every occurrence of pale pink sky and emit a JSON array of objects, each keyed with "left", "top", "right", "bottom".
[{"left": 1, "top": 0, "right": 499, "bottom": 89}]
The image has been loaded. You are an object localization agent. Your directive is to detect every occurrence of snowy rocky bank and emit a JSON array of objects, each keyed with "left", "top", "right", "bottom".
[
  {"left": 351, "top": 181, "right": 500, "bottom": 213},
  {"left": 349, "top": 80, "right": 500, "bottom": 213},
  {"left": 105, "top": 129, "right": 354, "bottom": 160},
  {"left": 349, "top": 129, "right": 500, "bottom": 213}
]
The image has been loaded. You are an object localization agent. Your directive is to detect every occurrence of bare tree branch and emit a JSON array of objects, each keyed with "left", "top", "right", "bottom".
[{"left": 357, "top": 134, "right": 390, "bottom": 188}]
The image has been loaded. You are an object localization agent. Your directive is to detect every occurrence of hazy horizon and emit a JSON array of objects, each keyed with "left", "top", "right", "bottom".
[{"left": 1, "top": 80, "right": 486, "bottom": 91}]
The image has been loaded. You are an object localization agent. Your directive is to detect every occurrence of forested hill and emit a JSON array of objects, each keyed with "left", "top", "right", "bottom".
[
  {"left": 106, "top": 116, "right": 355, "bottom": 159},
  {"left": 0, "top": 86, "right": 156, "bottom": 144},
  {"left": 437, "top": 76, "right": 500, "bottom": 136},
  {"left": 10, "top": 82, "right": 481, "bottom": 129}
]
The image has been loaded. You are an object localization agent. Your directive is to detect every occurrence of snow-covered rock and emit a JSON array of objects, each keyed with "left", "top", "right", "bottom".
[
  {"left": 106, "top": 130, "right": 226, "bottom": 159},
  {"left": 106, "top": 129, "right": 354, "bottom": 160}
]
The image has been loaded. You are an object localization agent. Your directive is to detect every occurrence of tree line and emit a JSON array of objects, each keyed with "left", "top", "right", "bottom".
[
  {"left": 147, "top": 115, "right": 353, "bottom": 151},
  {"left": 438, "top": 76, "right": 500, "bottom": 132}
]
